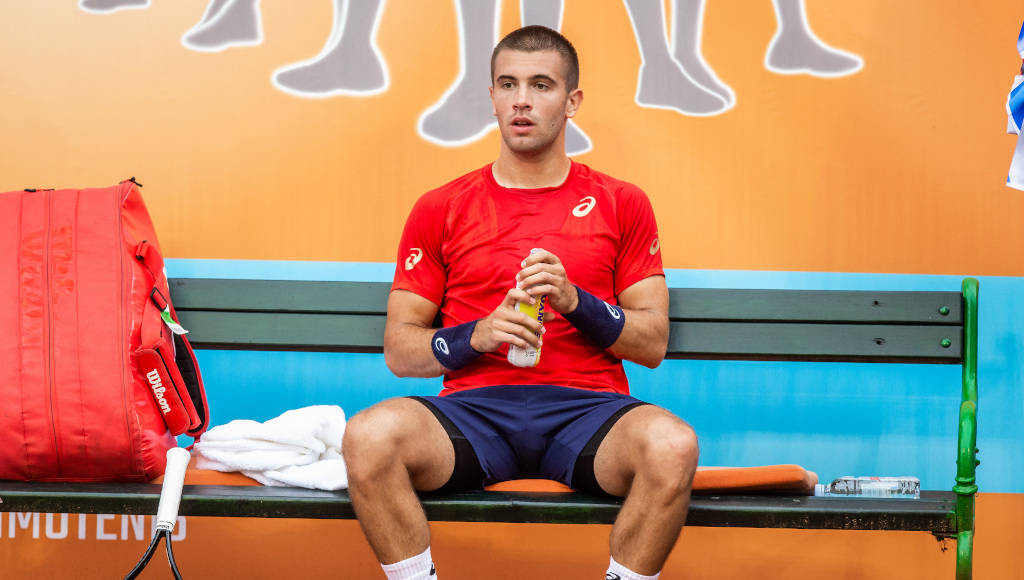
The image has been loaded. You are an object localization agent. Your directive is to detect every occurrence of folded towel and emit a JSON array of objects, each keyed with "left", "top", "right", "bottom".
[
  {"left": 484, "top": 465, "right": 818, "bottom": 495},
  {"left": 193, "top": 405, "right": 348, "bottom": 490}
]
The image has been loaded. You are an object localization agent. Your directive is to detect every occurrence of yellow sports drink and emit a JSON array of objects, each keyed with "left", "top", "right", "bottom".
[
  {"left": 508, "top": 294, "right": 546, "bottom": 367},
  {"left": 508, "top": 248, "right": 546, "bottom": 368}
]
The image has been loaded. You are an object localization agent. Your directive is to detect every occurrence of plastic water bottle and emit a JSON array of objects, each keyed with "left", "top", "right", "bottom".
[
  {"left": 814, "top": 476, "right": 920, "bottom": 499},
  {"left": 507, "top": 249, "right": 547, "bottom": 368}
]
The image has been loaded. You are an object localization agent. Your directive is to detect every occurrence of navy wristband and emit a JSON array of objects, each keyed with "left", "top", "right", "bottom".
[
  {"left": 431, "top": 321, "right": 481, "bottom": 371},
  {"left": 562, "top": 285, "right": 625, "bottom": 349}
]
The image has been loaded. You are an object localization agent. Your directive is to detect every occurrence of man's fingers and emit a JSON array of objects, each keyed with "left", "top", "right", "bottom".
[
  {"left": 494, "top": 311, "right": 543, "bottom": 335},
  {"left": 492, "top": 320, "right": 542, "bottom": 348},
  {"left": 520, "top": 248, "right": 559, "bottom": 268},
  {"left": 516, "top": 263, "right": 564, "bottom": 283},
  {"left": 503, "top": 286, "right": 535, "bottom": 307}
]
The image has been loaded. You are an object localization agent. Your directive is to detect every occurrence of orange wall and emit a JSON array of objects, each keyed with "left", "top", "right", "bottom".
[
  {"left": 1, "top": 1, "right": 1021, "bottom": 274},
  {"left": 2, "top": 493, "right": 1017, "bottom": 578}
]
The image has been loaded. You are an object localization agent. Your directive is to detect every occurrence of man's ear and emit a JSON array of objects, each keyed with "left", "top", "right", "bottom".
[
  {"left": 490, "top": 86, "right": 497, "bottom": 117},
  {"left": 565, "top": 88, "right": 583, "bottom": 119}
]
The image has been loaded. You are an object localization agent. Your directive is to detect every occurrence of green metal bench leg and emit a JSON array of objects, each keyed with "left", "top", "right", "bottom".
[
  {"left": 956, "top": 530, "right": 973, "bottom": 580},
  {"left": 953, "top": 278, "right": 979, "bottom": 580}
]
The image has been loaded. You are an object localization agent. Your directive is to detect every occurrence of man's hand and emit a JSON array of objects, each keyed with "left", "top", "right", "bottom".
[
  {"left": 470, "top": 286, "right": 546, "bottom": 352},
  {"left": 515, "top": 248, "right": 579, "bottom": 314}
]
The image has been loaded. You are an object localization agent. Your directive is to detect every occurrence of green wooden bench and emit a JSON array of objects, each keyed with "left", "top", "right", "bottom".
[{"left": 0, "top": 277, "right": 980, "bottom": 578}]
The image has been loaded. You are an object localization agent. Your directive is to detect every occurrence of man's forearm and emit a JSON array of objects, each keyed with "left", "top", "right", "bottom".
[
  {"left": 607, "top": 308, "right": 669, "bottom": 369},
  {"left": 383, "top": 322, "right": 447, "bottom": 378}
]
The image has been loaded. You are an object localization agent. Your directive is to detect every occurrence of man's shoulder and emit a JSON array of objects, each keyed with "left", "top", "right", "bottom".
[
  {"left": 572, "top": 162, "right": 649, "bottom": 201},
  {"left": 419, "top": 164, "right": 490, "bottom": 203}
]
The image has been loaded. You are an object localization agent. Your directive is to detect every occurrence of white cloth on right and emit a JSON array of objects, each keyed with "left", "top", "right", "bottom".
[
  {"left": 193, "top": 404, "right": 348, "bottom": 490},
  {"left": 1007, "top": 74, "right": 1024, "bottom": 191}
]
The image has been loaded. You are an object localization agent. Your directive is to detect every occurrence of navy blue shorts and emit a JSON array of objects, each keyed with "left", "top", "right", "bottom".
[{"left": 410, "top": 385, "right": 648, "bottom": 496}]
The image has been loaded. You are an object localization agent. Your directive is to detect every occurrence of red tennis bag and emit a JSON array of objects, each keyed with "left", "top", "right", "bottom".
[{"left": 0, "top": 179, "right": 209, "bottom": 482}]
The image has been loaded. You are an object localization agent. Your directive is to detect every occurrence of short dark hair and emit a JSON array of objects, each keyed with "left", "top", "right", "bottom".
[{"left": 490, "top": 25, "right": 579, "bottom": 91}]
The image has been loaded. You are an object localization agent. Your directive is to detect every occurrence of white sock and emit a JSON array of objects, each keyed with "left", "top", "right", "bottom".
[
  {"left": 381, "top": 546, "right": 436, "bottom": 579},
  {"left": 606, "top": 556, "right": 660, "bottom": 580}
]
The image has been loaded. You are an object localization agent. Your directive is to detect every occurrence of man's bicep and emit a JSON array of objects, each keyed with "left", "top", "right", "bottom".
[
  {"left": 383, "top": 290, "right": 444, "bottom": 376},
  {"left": 386, "top": 289, "right": 440, "bottom": 329},
  {"left": 617, "top": 275, "right": 669, "bottom": 315}
]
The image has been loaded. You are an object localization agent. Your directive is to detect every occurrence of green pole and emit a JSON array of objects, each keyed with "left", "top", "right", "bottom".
[{"left": 953, "top": 278, "right": 979, "bottom": 580}]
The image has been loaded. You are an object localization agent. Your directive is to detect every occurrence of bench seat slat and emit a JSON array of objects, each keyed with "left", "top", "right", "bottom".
[{"left": 0, "top": 483, "right": 956, "bottom": 533}]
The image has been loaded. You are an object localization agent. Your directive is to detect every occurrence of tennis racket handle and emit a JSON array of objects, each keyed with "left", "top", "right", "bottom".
[{"left": 155, "top": 447, "right": 191, "bottom": 531}]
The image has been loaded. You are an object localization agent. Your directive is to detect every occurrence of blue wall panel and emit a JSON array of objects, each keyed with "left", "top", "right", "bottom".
[{"left": 169, "top": 260, "right": 1022, "bottom": 493}]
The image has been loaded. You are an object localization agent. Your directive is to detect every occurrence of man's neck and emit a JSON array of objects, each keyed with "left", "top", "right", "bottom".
[{"left": 491, "top": 146, "right": 572, "bottom": 189}]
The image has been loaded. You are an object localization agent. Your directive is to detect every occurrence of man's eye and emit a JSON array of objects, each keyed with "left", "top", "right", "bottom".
[
  {"left": 502, "top": 82, "right": 514, "bottom": 89},
  {"left": 535, "top": 83, "right": 548, "bottom": 90}
]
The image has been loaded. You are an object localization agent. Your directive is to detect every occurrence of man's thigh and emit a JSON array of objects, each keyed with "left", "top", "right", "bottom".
[
  {"left": 591, "top": 405, "right": 698, "bottom": 497},
  {"left": 347, "top": 397, "right": 456, "bottom": 492}
]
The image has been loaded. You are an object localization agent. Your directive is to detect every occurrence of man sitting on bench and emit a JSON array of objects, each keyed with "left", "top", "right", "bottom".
[{"left": 342, "top": 25, "right": 699, "bottom": 580}]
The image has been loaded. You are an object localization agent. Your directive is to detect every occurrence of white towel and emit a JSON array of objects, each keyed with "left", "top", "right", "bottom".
[{"left": 193, "top": 405, "right": 348, "bottom": 490}]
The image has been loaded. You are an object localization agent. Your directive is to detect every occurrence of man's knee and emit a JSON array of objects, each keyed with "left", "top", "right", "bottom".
[
  {"left": 638, "top": 419, "right": 699, "bottom": 490},
  {"left": 343, "top": 401, "right": 412, "bottom": 474},
  {"left": 343, "top": 398, "right": 454, "bottom": 489}
]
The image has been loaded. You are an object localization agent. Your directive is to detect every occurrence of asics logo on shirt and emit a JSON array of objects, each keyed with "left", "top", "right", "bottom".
[
  {"left": 405, "top": 247, "right": 423, "bottom": 270},
  {"left": 649, "top": 236, "right": 660, "bottom": 255},
  {"left": 434, "top": 337, "right": 450, "bottom": 355},
  {"left": 606, "top": 574, "right": 622, "bottom": 580},
  {"left": 572, "top": 196, "right": 597, "bottom": 217}
]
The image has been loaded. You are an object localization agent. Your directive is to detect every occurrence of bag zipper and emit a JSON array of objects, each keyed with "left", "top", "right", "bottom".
[
  {"left": 43, "top": 189, "right": 61, "bottom": 475},
  {"left": 118, "top": 183, "right": 141, "bottom": 475}
]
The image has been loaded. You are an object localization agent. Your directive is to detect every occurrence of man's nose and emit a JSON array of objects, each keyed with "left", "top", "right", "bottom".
[{"left": 513, "top": 87, "right": 531, "bottom": 110}]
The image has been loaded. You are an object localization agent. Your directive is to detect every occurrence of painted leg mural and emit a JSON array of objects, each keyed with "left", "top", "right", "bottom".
[
  {"left": 417, "top": 0, "right": 498, "bottom": 148},
  {"left": 181, "top": 0, "right": 263, "bottom": 53},
  {"left": 79, "top": 0, "right": 148, "bottom": 13},
  {"left": 520, "top": 0, "right": 591, "bottom": 155},
  {"left": 626, "top": 0, "right": 861, "bottom": 115},
  {"left": 765, "top": 0, "right": 862, "bottom": 77},
  {"left": 272, "top": 0, "right": 389, "bottom": 97},
  {"left": 624, "top": 0, "right": 729, "bottom": 116},
  {"left": 80, "top": 0, "right": 863, "bottom": 141},
  {"left": 418, "top": 0, "right": 592, "bottom": 155},
  {"left": 670, "top": 0, "right": 735, "bottom": 106}
]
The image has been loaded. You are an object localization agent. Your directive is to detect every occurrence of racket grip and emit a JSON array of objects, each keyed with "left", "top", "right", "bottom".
[{"left": 154, "top": 447, "right": 191, "bottom": 532}]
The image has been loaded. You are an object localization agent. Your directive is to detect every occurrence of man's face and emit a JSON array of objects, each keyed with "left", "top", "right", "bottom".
[{"left": 490, "top": 49, "right": 580, "bottom": 156}]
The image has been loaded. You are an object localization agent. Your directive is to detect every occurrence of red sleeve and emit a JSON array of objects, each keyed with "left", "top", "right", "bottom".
[
  {"left": 613, "top": 184, "right": 664, "bottom": 295},
  {"left": 391, "top": 191, "right": 446, "bottom": 306}
]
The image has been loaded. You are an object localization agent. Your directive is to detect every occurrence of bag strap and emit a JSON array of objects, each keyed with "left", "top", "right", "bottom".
[{"left": 133, "top": 241, "right": 210, "bottom": 437}]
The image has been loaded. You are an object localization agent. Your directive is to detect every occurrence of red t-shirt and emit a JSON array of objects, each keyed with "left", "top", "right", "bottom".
[{"left": 392, "top": 161, "right": 664, "bottom": 395}]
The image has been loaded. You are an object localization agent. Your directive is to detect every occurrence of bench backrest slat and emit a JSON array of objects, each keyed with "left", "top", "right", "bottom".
[
  {"left": 175, "top": 310, "right": 387, "bottom": 351},
  {"left": 668, "top": 322, "right": 961, "bottom": 362},
  {"left": 170, "top": 279, "right": 964, "bottom": 363},
  {"left": 170, "top": 279, "right": 390, "bottom": 314},
  {"left": 668, "top": 289, "right": 961, "bottom": 324}
]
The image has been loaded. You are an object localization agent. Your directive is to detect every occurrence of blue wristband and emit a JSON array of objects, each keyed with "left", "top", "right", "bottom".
[
  {"left": 562, "top": 285, "right": 625, "bottom": 349},
  {"left": 431, "top": 321, "right": 481, "bottom": 371}
]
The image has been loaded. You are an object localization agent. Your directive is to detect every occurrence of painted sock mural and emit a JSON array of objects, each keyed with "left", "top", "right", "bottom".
[{"left": 81, "top": 0, "right": 862, "bottom": 154}]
